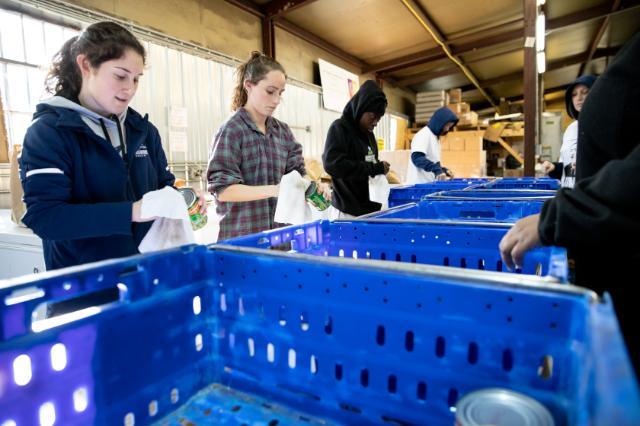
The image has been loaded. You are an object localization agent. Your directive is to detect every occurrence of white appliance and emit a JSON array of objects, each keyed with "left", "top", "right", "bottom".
[{"left": 0, "top": 209, "right": 45, "bottom": 279}]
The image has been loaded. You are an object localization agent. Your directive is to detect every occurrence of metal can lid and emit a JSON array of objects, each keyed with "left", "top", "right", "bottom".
[
  {"left": 304, "top": 181, "right": 317, "bottom": 198},
  {"left": 455, "top": 388, "right": 554, "bottom": 426},
  {"left": 178, "top": 187, "right": 197, "bottom": 207}
]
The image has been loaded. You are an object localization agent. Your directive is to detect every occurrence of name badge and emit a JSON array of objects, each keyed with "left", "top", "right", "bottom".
[{"left": 365, "top": 154, "right": 376, "bottom": 163}]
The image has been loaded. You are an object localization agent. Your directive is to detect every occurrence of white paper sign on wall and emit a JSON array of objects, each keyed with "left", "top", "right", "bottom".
[{"left": 318, "top": 59, "right": 360, "bottom": 113}]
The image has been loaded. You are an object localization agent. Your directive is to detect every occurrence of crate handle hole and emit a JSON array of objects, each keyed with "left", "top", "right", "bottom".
[
  {"left": 267, "top": 343, "right": 275, "bottom": 363},
  {"left": 405, "top": 331, "right": 415, "bottom": 352},
  {"left": 467, "top": 342, "right": 479, "bottom": 364},
  {"left": 387, "top": 375, "right": 397, "bottom": 394},
  {"left": 335, "top": 363, "right": 343, "bottom": 380},
  {"left": 535, "top": 263, "right": 543, "bottom": 276},
  {"left": 447, "top": 388, "right": 459, "bottom": 408},
  {"left": 376, "top": 325, "right": 385, "bottom": 346},
  {"left": 170, "top": 388, "right": 179, "bottom": 404},
  {"left": 538, "top": 355, "right": 554, "bottom": 379},
  {"left": 124, "top": 412, "right": 135, "bottom": 426},
  {"left": 360, "top": 369, "right": 369, "bottom": 387},
  {"left": 324, "top": 316, "right": 333, "bottom": 335},
  {"left": 417, "top": 381, "right": 427, "bottom": 401},
  {"left": 502, "top": 349, "right": 514, "bottom": 371},
  {"left": 31, "top": 285, "right": 121, "bottom": 333},
  {"left": 247, "top": 338, "right": 255, "bottom": 357},
  {"left": 288, "top": 349, "right": 296, "bottom": 369},
  {"left": 435, "top": 336, "right": 446, "bottom": 358},
  {"left": 148, "top": 400, "right": 158, "bottom": 417},
  {"left": 300, "top": 312, "right": 309, "bottom": 331}
]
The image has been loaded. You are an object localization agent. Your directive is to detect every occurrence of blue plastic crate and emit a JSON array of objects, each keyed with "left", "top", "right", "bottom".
[
  {"left": 225, "top": 220, "right": 567, "bottom": 279},
  {"left": 0, "top": 246, "right": 638, "bottom": 425},
  {"left": 427, "top": 189, "right": 556, "bottom": 201},
  {"left": 388, "top": 179, "right": 491, "bottom": 207},
  {"left": 362, "top": 199, "right": 544, "bottom": 222},
  {"left": 479, "top": 178, "right": 561, "bottom": 190}
]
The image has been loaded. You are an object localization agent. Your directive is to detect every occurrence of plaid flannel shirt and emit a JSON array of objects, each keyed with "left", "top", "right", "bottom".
[{"left": 207, "top": 107, "right": 305, "bottom": 241}]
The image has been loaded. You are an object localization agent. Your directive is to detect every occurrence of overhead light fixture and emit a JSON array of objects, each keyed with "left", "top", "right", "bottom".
[
  {"left": 536, "top": 13, "right": 546, "bottom": 52},
  {"left": 537, "top": 51, "right": 546, "bottom": 74}
]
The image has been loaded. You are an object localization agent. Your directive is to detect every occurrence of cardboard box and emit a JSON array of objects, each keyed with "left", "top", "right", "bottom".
[
  {"left": 442, "top": 150, "right": 486, "bottom": 166},
  {"left": 503, "top": 168, "right": 524, "bottom": 177},
  {"left": 446, "top": 135, "right": 466, "bottom": 151},
  {"left": 457, "top": 111, "right": 478, "bottom": 127},
  {"left": 379, "top": 150, "right": 411, "bottom": 183},
  {"left": 448, "top": 88, "right": 462, "bottom": 104},
  {"left": 447, "top": 102, "right": 470, "bottom": 114},
  {"left": 441, "top": 130, "right": 484, "bottom": 152}
]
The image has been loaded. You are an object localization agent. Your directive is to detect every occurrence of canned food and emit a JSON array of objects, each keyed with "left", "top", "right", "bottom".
[
  {"left": 455, "top": 388, "right": 554, "bottom": 426},
  {"left": 178, "top": 188, "right": 208, "bottom": 231},
  {"left": 305, "top": 181, "right": 330, "bottom": 211}
]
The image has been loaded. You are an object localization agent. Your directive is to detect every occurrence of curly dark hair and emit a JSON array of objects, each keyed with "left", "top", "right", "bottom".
[{"left": 45, "top": 21, "right": 146, "bottom": 100}]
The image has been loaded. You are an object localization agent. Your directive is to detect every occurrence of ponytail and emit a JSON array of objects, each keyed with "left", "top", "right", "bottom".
[{"left": 231, "top": 51, "right": 286, "bottom": 111}]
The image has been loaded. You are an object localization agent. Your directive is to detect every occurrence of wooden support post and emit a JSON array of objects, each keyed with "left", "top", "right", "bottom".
[
  {"left": 523, "top": 0, "right": 538, "bottom": 176},
  {"left": 262, "top": 17, "right": 276, "bottom": 58}
]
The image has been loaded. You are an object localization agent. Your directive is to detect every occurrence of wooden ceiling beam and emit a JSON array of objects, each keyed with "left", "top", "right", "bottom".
[{"left": 577, "top": 0, "right": 621, "bottom": 76}]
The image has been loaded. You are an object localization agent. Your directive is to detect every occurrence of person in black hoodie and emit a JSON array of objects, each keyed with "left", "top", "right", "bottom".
[
  {"left": 499, "top": 31, "right": 640, "bottom": 372},
  {"left": 322, "top": 80, "right": 390, "bottom": 218}
]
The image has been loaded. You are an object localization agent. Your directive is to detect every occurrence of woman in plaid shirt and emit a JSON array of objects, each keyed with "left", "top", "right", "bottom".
[{"left": 207, "top": 52, "right": 328, "bottom": 241}]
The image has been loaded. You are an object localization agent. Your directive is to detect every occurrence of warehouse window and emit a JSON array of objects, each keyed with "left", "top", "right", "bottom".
[{"left": 0, "top": 8, "right": 78, "bottom": 148}]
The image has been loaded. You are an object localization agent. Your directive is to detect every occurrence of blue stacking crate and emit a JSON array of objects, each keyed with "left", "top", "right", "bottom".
[
  {"left": 388, "top": 179, "right": 491, "bottom": 207},
  {"left": 0, "top": 246, "right": 638, "bottom": 425},
  {"left": 226, "top": 220, "right": 567, "bottom": 279},
  {"left": 427, "top": 189, "right": 556, "bottom": 201},
  {"left": 361, "top": 199, "right": 544, "bottom": 223},
  {"left": 479, "top": 178, "right": 561, "bottom": 190}
]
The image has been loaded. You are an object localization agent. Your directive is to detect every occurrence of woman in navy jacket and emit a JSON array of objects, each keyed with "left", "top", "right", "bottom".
[{"left": 20, "top": 21, "right": 175, "bottom": 270}]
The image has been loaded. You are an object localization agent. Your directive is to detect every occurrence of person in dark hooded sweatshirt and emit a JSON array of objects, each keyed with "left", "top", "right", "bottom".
[
  {"left": 500, "top": 31, "right": 640, "bottom": 373},
  {"left": 322, "top": 80, "right": 390, "bottom": 218},
  {"left": 542, "top": 75, "right": 597, "bottom": 188},
  {"left": 406, "top": 106, "right": 459, "bottom": 184}
]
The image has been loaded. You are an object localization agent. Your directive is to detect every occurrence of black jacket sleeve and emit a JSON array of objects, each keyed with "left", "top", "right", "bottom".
[
  {"left": 548, "top": 162, "right": 563, "bottom": 180},
  {"left": 322, "top": 123, "right": 385, "bottom": 179},
  {"left": 539, "top": 143, "right": 640, "bottom": 248}
]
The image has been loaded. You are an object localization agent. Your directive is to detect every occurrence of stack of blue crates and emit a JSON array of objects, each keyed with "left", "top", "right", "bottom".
[
  {"left": 1, "top": 246, "right": 638, "bottom": 425},
  {"left": 1, "top": 177, "right": 638, "bottom": 425}
]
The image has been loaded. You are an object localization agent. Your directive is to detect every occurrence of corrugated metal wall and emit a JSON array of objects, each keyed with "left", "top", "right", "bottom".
[
  {"left": 130, "top": 40, "right": 399, "bottom": 187},
  {"left": 1, "top": 4, "right": 401, "bottom": 189}
]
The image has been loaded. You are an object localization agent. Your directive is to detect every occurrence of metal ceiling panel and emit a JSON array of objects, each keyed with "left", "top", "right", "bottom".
[
  {"left": 284, "top": 0, "right": 438, "bottom": 63},
  {"left": 415, "top": 0, "right": 522, "bottom": 38}
]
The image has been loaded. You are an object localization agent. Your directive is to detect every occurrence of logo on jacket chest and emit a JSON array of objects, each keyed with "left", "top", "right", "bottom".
[
  {"left": 365, "top": 146, "right": 375, "bottom": 163},
  {"left": 135, "top": 145, "right": 149, "bottom": 158}
]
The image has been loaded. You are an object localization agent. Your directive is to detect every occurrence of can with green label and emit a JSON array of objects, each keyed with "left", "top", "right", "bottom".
[
  {"left": 305, "top": 181, "right": 330, "bottom": 211},
  {"left": 178, "top": 188, "right": 208, "bottom": 231}
]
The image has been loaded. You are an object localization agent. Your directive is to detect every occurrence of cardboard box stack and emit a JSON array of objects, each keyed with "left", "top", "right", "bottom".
[
  {"left": 415, "top": 90, "right": 447, "bottom": 125},
  {"left": 446, "top": 88, "right": 478, "bottom": 127},
  {"left": 440, "top": 130, "right": 487, "bottom": 178}
]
